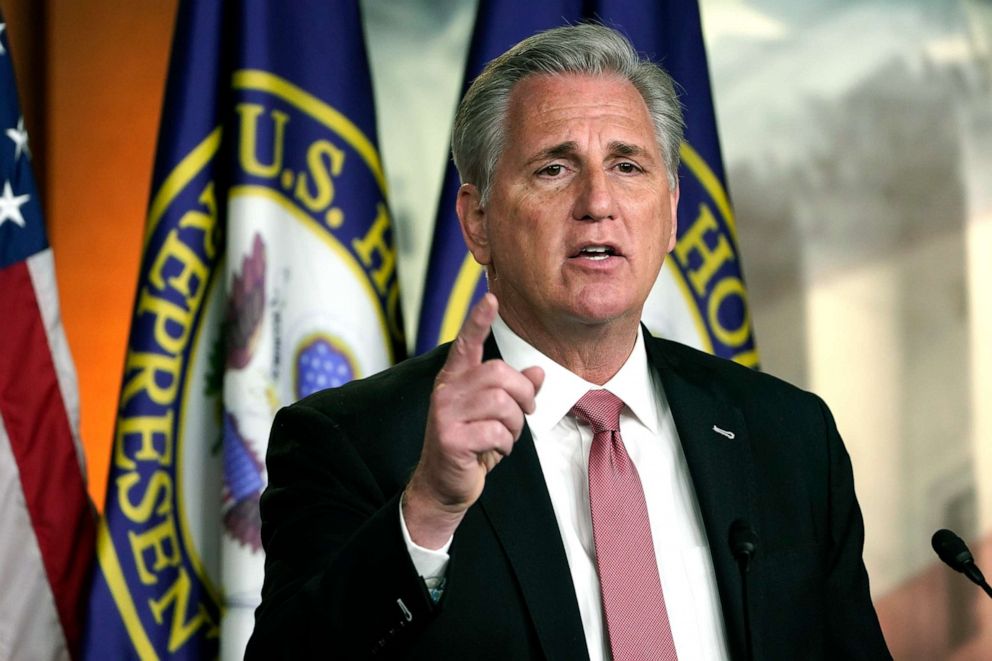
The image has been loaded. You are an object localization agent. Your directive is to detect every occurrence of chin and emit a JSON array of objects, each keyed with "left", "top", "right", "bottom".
[{"left": 566, "top": 297, "right": 639, "bottom": 327}]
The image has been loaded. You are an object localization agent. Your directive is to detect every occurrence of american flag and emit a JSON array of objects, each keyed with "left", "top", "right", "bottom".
[{"left": 0, "top": 14, "right": 95, "bottom": 659}]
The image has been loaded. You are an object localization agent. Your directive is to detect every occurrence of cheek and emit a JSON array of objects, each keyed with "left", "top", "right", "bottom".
[
  {"left": 635, "top": 202, "right": 672, "bottom": 240},
  {"left": 489, "top": 225, "right": 539, "bottom": 279},
  {"left": 497, "top": 202, "right": 555, "bottom": 253}
]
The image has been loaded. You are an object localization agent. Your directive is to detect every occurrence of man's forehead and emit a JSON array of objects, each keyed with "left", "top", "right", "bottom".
[
  {"left": 502, "top": 74, "right": 658, "bottom": 159},
  {"left": 508, "top": 73, "right": 650, "bottom": 124},
  {"left": 507, "top": 71, "right": 640, "bottom": 109}
]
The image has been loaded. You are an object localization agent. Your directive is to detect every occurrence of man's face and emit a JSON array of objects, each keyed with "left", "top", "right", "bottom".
[{"left": 457, "top": 73, "right": 679, "bottom": 337}]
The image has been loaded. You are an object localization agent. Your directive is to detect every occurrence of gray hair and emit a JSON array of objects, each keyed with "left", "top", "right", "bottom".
[{"left": 451, "top": 23, "right": 685, "bottom": 205}]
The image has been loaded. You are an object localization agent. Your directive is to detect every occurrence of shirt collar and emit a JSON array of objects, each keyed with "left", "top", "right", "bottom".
[{"left": 490, "top": 316, "right": 660, "bottom": 436}]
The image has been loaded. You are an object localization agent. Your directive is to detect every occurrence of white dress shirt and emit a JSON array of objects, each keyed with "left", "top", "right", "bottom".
[{"left": 402, "top": 316, "right": 729, "bottom": 660}]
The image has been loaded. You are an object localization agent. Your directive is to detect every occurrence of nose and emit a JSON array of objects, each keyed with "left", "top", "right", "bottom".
[{"left": 572, "top": 168, "right": 615, "bottom": 222}]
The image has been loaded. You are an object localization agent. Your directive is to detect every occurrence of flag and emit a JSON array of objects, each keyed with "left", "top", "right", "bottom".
[
  {"left": 416, "top": 0, "right": 759, "bottom": 367},
  {"left": 0, "top": 13, "right": 96, "bottom": 660},
  {"left": 415, "top": 0, "right": 582, "bottom": 354},
  {"left": 83, "top": 1, "right": 405, "bottom": 658}
]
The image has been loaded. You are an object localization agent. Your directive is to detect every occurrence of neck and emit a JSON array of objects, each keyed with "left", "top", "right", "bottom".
[{"left": 500, "top": 310, "right": 640, "bottom": 386}]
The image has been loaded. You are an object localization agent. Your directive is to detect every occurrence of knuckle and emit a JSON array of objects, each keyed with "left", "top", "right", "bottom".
[
  {"left": 498, "top": 424, "right": 516, "bottom": 451},
  {"left": 492, "top": 388, "right": 514, "bottom": 410},
  {"left": 491, "top": 359, "right": 515, "bottom": 380},
  {"left": 450, "top": 338, "right": 467, "bottom": 360},
  {"left": 474, "top": 419, "right": 497, "bottom": 441}
]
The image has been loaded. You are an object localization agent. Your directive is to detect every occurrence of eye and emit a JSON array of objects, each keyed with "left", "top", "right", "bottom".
[
  {"left": 615, "top": 161, "right": 641, "bottom": 174},
  {"left": 538, "top": 163, "right": 565, "bottom": 177}
]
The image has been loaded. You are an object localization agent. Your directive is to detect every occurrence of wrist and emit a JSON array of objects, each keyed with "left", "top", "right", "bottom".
[{"left": 402, "top": 480, "right": 466, "bottom": 550}]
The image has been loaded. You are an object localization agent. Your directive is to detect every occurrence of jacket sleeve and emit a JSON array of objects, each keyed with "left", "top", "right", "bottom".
[
  {"left": 818, "top": 397, "right": 892, "bottom": 659},
  {"left": 244, "top": 402, "right": 438, "bottom": 659}
]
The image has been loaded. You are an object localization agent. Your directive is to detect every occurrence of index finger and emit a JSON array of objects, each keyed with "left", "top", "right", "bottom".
[{"left": 446, "top": 292, "right": 498, "bottom": 371}]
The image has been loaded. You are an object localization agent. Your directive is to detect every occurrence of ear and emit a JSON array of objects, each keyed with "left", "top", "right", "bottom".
[
  {"left": 456, "top": 183, "right": 492, "bottom": 265},
  {"left": 665, "top": 181, "right": 680, "bottom": 253}
]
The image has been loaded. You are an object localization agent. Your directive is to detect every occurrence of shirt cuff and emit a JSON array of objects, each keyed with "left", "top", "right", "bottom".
[{"left": 399, "top": 496, "right": 452, "bottom": 580}]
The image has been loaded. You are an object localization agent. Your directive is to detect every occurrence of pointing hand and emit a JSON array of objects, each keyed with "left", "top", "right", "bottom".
[{"left": 403, "top": 293, "right": 544, "bottom": 549}]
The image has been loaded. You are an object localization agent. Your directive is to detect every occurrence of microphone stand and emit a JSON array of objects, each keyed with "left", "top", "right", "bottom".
[{"left": 729, "top": 520, "right": 758, "bottom": 661}]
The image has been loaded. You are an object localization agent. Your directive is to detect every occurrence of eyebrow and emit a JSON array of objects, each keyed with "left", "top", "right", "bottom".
[
  {"left": 525, "top": 140, "right": 651, "bottom": 165},
  {"left": 526, "top": 141, "right": 579, "bottom": 165},
  {"left": 609, "top": 141, "right": 650, "bottom": 158}
]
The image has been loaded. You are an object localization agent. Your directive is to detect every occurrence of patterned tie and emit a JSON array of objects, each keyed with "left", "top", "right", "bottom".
[{"left": 572, "top": 389, "right": 678, "bottom": 661}]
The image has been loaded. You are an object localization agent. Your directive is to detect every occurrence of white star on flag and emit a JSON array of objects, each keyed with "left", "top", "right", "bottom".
[
  {"left": 0, "top": 24, "right": 6, "bottom": 56},
  {"left": 0, "top": 180, "right": 30, "bottom": 227},
  {"left": 6, "top": 116, "right": 29, "bottom": 160}
]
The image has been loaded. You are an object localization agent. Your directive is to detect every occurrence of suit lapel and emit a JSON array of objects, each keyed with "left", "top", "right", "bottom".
[
  {"left": 645, "top": 335, "right": 756, "bottom": 660},
  {"left": 472, "top": 332, "right": 759, "bottom": 659},
  {"left": 476, "top": 335, "right": 590, "bottom": 661}
]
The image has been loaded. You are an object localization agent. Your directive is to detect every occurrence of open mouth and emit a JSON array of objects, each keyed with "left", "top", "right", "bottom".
[{"left": 573, "top": 245, "right": 618, "bottom": 261}]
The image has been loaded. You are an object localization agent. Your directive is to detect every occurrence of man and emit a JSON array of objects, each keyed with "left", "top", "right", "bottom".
[{"left": 247, "top": 24, "right": 891, "bottom": 660}]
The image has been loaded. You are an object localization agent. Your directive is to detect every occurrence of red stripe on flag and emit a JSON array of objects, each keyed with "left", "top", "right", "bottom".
[{"left": 0, "top": 260, "right": 96, "bottom": 658}]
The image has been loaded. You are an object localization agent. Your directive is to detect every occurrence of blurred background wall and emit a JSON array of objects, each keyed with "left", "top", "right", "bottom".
[{"left": 2, "top": 0, "right": 990, "bottom": 657}]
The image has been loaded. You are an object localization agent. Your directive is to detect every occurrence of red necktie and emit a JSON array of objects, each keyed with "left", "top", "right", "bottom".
[{"left": 572, "top": 389, "right": 678, "bottom": 661}]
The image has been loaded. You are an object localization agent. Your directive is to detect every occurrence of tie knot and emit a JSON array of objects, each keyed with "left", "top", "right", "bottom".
[{"left": 571, "top": 389, "right": 624, "bottom": 433}]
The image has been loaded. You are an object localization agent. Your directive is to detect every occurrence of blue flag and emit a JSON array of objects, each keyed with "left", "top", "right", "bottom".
[
  {"left": 416, "top": 0, "right": 758, "bottom": 366},
  {"left": 83, "top": 1, "right": 404, "bottom": 658},
  {"left": 415, "top": 0, "right": 581, "bottom": 354}
]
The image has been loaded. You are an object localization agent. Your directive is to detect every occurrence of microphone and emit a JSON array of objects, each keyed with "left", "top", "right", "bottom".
[
  {"left": 730, "top": 519, "right": 758, "bottom": 573},
  {"left": 728, "top": 520, "right": 758, "bottom": 661},
  {"left": 931, "top": 528, "right": 992, "bottom": 599}
]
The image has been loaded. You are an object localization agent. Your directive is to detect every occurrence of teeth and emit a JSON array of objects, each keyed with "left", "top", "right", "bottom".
[{"left": 579, "top": 246, "right": 612, "bottom": 260}]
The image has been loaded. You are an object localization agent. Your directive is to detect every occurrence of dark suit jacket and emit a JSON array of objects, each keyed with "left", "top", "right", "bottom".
[{"left": 246, "top": 333, "right": 891, "bottom": 660}]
